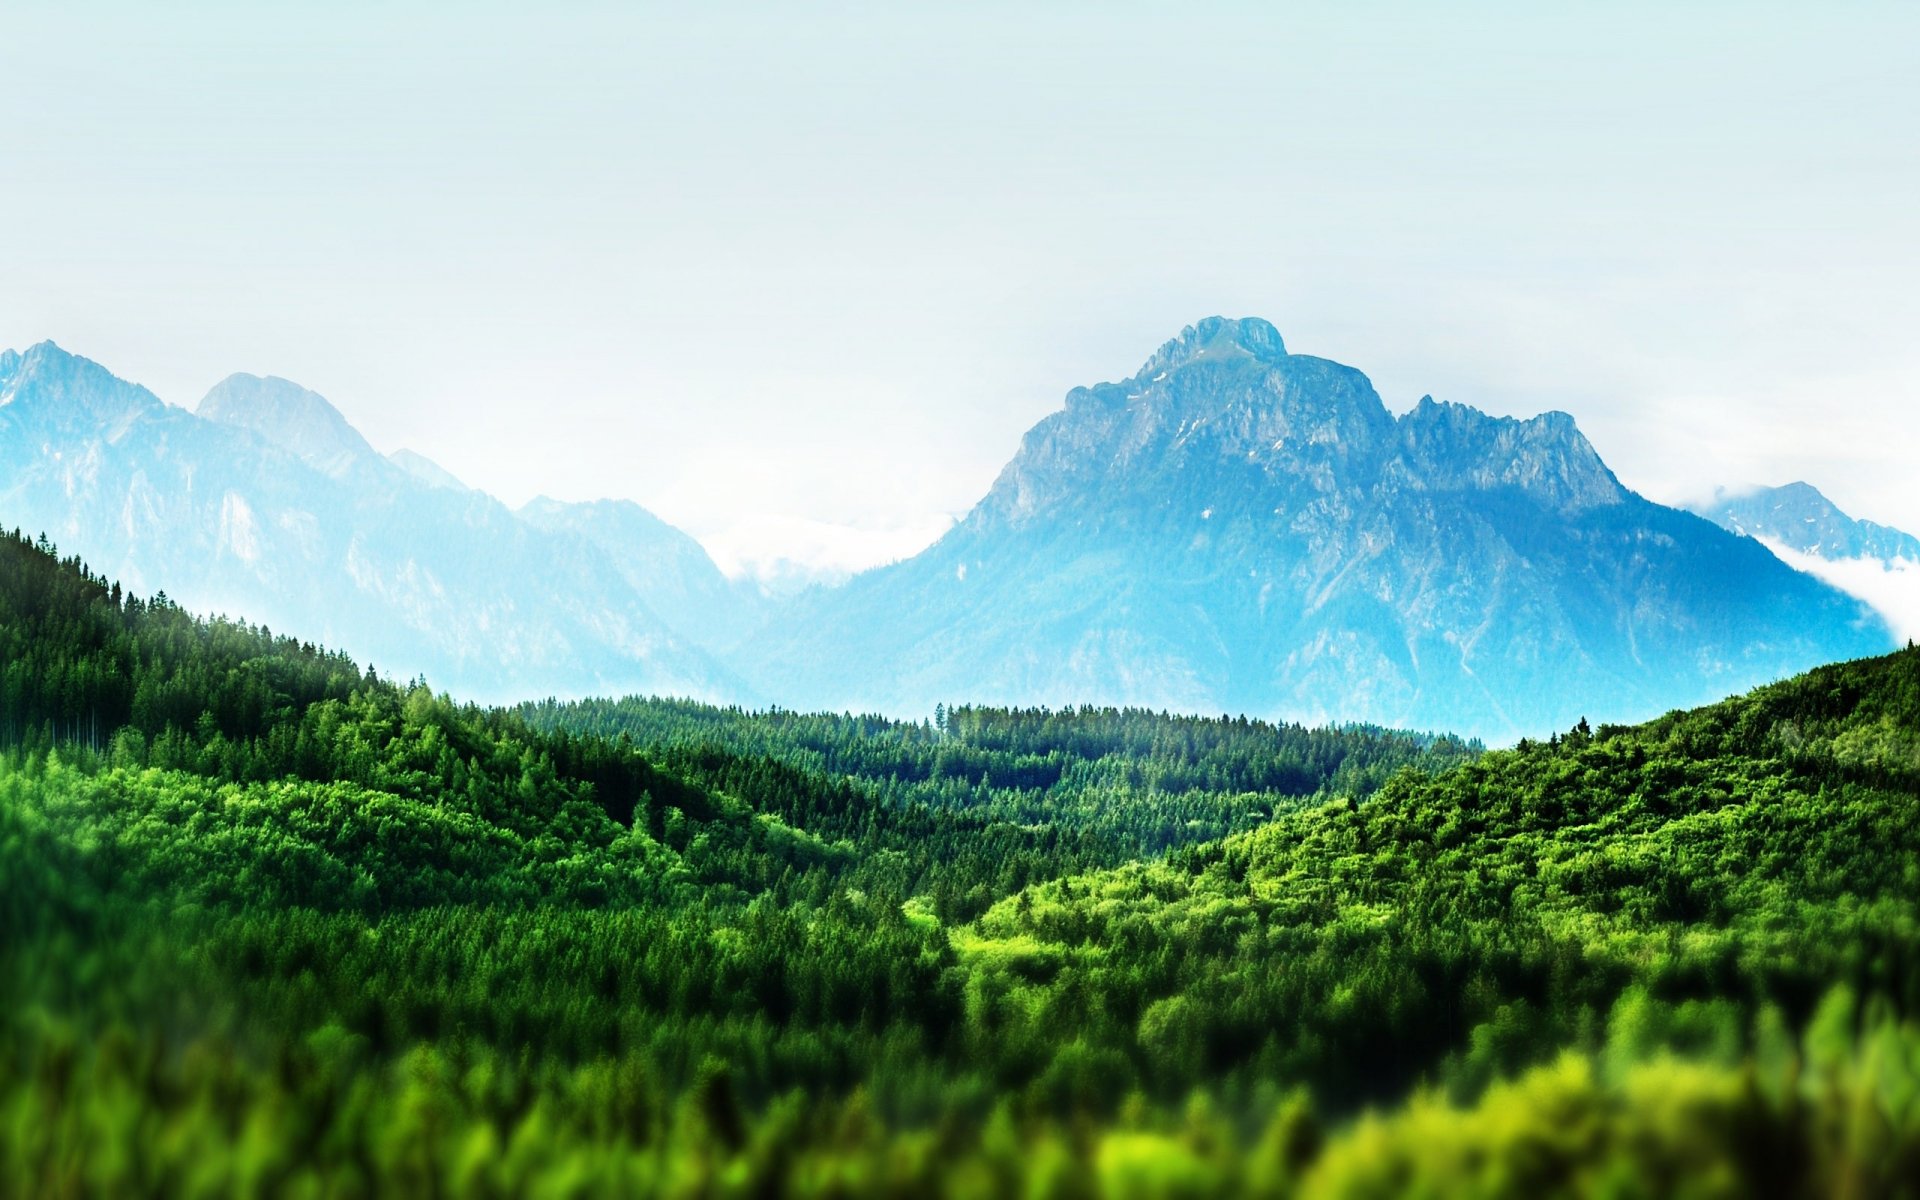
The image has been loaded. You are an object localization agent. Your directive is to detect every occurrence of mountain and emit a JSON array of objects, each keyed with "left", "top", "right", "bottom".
[
  {"left": 0, "top": 341, "right": 746, "bottom": 703},
  {"left": 387, "top": 448, "right": 469, "bottom": 491},
  {"left": 743, "top": 317, "right": 1893, "bottom": 740},
  {"left": 1692, "top": 481, "right": 1920, "bottom": 563},
  {"left": 198, "top": 373, "right": 380, "bottom": 480},
  {"left": 517, "top": 496, "right": 764, "bottom": 653},
  {"left": 1692, "top": 481, "right": 1920, "bottom": 644}
]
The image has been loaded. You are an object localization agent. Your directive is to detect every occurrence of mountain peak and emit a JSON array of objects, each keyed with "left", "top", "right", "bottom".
[
  {"left": 1135, "top": 316, "right": 1287, "bottom": 380},
  {"left": 5, "top": 340, "right": 109, "bottom": 385},
  {"left": 1397, "top": 396, "right": 1624, "bottom": 512},
  {"left": 198, "top": 373, "right": 377, "bottom": 479},
  {"left": 0, "top": 340, "right": 164, "bottom": 434},
  {"left": 15, "top": 338, "right": 81, "bottom": 365},
  {"left": 1770, "top": 480, "right": 1826, "bottom": 504},
  {"left": 1692, "top": 481, "right": 1920, "bottom": 565}
]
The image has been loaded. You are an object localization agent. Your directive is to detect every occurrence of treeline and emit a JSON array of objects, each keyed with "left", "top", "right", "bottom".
[
  {"left": 3, "top": 526, "right": 1919, "bottom": 1195},
  {"left": 519, "top": 694, "right": 1480, "bottom": 858}
]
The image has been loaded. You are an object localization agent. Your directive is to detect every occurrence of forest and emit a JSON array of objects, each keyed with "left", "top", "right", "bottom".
[{"left": 4, "top": 524, "right": 1919, "bottom": 1196}]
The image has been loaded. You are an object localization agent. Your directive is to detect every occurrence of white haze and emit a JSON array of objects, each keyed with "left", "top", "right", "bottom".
[{"left": 1757, "top": 538, "right": 1920, "bottom": 646}]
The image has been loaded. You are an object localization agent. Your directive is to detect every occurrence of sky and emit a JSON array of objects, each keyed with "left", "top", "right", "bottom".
[{"left": 3, "top": 1, "right": 1917, "bottom": 582}]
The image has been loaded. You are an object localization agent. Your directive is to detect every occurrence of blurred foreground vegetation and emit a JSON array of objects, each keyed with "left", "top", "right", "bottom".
[{"left": 3, "top": 527, "right": 1919, "bottom": 1196}]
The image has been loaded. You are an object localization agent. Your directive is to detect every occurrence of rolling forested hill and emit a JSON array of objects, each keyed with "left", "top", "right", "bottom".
[
  {"left": 516, "top": 695, "right": 1479, "bottom": 872},
  {"left": 3, "top": 526, "right": 1919, "bottom": 1196}
]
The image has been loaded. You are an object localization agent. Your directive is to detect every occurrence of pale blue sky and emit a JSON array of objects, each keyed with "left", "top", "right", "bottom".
[{"left": 4, "top": 1, "right": 1917, "bottom": 578}]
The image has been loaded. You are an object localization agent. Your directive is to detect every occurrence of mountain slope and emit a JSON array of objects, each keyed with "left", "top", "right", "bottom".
[
  {"left": 0, "top": 341, "right": 743, "bottom": 703},
  {"left": 1692, "top": 481, "right": 1920, "bottom": 644},
  {"left": 742, "top": 318, "right": 1892, "bottom": 739},
  {"left": 517, "top": 495, "right": 764, "bottom": 653},
  {"left": 387, "top": 447, "right": 469, "bottom": 491},
  {"left": 197, "top": 372, "right": 382, "bottom": 480}
]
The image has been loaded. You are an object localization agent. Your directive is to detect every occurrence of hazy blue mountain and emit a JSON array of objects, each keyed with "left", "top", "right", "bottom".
[
  {"left": 1690, "top": 481, "right": 1920, "bottom": 645},
  {"left": 387, "top": 448, "right": 470, "bottom": 492},
  {"left": 517, "top": 496, "right": 764, "bottom": 653},
  {"left": 1692, "top": 481, "right": 1920, "bottom": 563},
  {"left": 198, "top": 373, "right": 382, "bottom": 480},
  {"left": 0, "top": 341, "right": 745, "bottom": 703},
  {"left": 742, "top": 318, "right": 1893, "bottom": 740}
]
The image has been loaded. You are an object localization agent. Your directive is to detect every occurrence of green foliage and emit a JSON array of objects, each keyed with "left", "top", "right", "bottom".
[
  {"left": 3, "top": 528, "right": 1919, "bottom": 1195},
  {"left": 519, "top": 694, "right": 1480, "bottom": 865}
]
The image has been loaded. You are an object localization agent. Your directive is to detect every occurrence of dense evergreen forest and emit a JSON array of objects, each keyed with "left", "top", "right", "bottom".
[
  {"left": 4, "top": 525, "right": 1919, "bottom": 1196},
  {"left": 516, "top": 695, "right": 1480, "bottom": 867}
]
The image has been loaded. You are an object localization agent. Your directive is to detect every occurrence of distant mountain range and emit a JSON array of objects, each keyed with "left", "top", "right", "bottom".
[
  {"left": 0, "top": 342, "right": 752, "bottom": 704},
  {"left": 0, "top": 322, "right": 1901, "bottom": 738}
]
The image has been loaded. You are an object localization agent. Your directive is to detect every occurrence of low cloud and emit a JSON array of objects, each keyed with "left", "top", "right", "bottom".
[
  {"left": 1757, "top": 537, "right": 1920, "bottom": 645},
  {"left": 699, "top": 513, "right": 957, "bottom": 593}
]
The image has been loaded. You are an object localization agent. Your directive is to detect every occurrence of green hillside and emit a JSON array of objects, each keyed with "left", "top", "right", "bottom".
[
  {"left": 516, "top": 694, "right": 1479, "bottom": 875},
  {"left": 3, "top": 527, "right": 1918, "bottom": 1196}
]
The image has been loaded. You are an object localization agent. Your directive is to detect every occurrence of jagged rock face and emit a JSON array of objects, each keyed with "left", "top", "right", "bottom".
[
  {"left": 1695, "top": 482, "right": 1920, "bottom": 564},
  {"left": 977, "top": 319, "right": 1394, "bottom": 535},
  {"left": 746, "top": 318, "right": 1891, "bottom": 740},
  {"left": 1392, "top": 398, "right": 1625, "bottom": 514},
  {"left": 0, "top": 343, "right": 748, "bottom": 704},
  {"left": 0, "top": 341, "right": 161, "bottom": 443}
]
